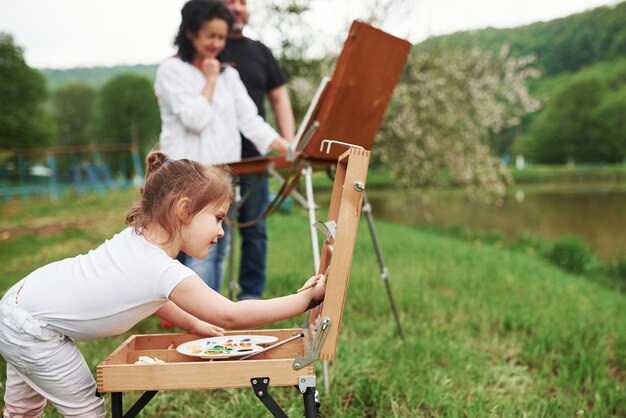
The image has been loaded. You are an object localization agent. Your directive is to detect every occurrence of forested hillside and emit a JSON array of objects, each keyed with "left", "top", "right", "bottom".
[
  {"left": 413, "top": 1, "right": 626, "bottom": 163},
  {"left": 416, "top": 1, "right": 626, "bottom": 76},
  {"left": 40, "top": 64, "right": 157, "bottom": 92}
]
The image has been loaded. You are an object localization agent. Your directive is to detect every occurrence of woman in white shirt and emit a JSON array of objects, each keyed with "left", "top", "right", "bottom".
[{"left": 154, "top": 0, "right": 289, "bottom": 295}]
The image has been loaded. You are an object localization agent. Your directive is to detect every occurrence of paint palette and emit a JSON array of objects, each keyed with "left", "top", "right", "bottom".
[{"left": 176, "top": 335, "right": 279, "bottom": 359}]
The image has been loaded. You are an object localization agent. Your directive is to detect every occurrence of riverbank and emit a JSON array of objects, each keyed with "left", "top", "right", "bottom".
[
  {"left": 510, "top": 163, "right": 626, "bottom": 183},
  {"left": 308, "top": 163, "right": 626, "bottom": 189},
  {"left": 1, "top": 189, "right": 624, "bottom": 416}
]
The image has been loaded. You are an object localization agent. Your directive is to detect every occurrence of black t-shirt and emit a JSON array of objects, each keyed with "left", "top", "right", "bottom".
[{"left": 220, "top": 37, "right": 285, "bottom": 158}]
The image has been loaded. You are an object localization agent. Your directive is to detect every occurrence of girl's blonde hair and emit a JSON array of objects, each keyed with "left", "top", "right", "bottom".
[{"left": 126, "top": 151, "right": 234, "bottom": 245}]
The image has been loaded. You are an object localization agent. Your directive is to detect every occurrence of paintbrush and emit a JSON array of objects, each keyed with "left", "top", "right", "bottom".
[{"left": 296, "top": 275, "right": 324, "bottom": 293}]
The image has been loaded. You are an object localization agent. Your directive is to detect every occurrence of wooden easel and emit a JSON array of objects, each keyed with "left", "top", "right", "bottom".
[
  {"left": 226, "top": 21, "right": 410, "bottom": 338},
  {"left": 96, "top": 148, "right": 371, "bottom": 417}
]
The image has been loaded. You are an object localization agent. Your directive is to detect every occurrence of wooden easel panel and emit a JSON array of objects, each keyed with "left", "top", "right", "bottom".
[
  {"left": 311, "top": 148, "right": 370, "bottom": 360},
  {"left": 300, "top": 21, "right": 411, "bottom": 161}
]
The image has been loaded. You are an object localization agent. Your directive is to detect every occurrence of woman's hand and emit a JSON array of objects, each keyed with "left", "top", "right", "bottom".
[
  {"left": 200, "top": 57, "right": 221, "bottom": 81},
  {"left": 269, "top": 137, "right": 290, "bottom": 157}
]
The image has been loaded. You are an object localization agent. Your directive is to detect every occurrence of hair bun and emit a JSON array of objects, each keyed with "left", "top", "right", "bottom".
[{"left": 145, "top": 151, "right": 169, "bottom": 176}]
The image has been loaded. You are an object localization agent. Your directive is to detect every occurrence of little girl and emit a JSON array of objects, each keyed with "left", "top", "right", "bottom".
[{"left": 0, "top": 151, "right": 325, "bottom": 417}]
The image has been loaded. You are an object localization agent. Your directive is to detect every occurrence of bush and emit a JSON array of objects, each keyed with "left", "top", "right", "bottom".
[
  {"left": 547, "top": 237, "right": 596, "bottom": 274},
  {"left": 509, "top": 231, "right": 552, "bottom": 256},
  {"left": 607, "top": 253, "right": 626, "bottom": 292}
]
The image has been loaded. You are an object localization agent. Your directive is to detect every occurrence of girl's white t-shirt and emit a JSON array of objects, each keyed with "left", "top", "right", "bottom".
[{"left": 16, "top": 227, "right": 195, "bottom": 341}]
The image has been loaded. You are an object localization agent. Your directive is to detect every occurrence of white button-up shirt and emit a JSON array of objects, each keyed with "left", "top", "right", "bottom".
[{"left": 154, "top": 56, "right": 278, "bottom": 165}]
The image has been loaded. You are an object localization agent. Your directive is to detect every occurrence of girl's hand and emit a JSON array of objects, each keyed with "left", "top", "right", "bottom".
[
  {"left": 297, "top": 274, "right": 327, "bottom": 301},
  {"left": 192, "top": 320, "right": 225, "bottom": 337}
]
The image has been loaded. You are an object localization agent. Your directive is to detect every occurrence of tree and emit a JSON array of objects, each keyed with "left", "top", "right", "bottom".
[
  {"left": 593, "top": 86, "right": 626, "bottom": 162},
  {"left": 526, "top": 75, "right": 611, "bottom": 163},
  {"left": 0, "top": 33, "right": 52, "bottom": 151},
  {"left": 96, "top": 73, "right": 160, "bottom": 154},
  {"left": 248, "top": 2, "right": 542, "bottom": 200},
  {"left": 52, "top": 83, "right": 96, "bottom": 146},
  {"left": 377, "top": 46, "right": 541, "bottom": 202}
]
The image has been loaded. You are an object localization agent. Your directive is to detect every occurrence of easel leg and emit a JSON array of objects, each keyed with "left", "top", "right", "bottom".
[
  {"left": 302, "top": 163, "right": 331, "bottom": 393},
  {"left": 302, "top": 387, "right": 319, "bottom": 418},
  {"left": 124, "top": 391, "right": 158, "bottom": 417},
  {"left": 362, "top": 193, "right": 404, "bottom": 339},
  {"left": 227, "top": 183, "right": 241, "bottom": 300},
  {"left": 303, "top": 164, "right": 320, "bottom": 271},
  {"left": 251, "top": 377, "right": 288, "bottom": 418},
  {"left": 111, "top": 393, "right": 122, "bottom": 418},
  {"left": 268, "top": 166, "right": 308, "bottom": 208}
]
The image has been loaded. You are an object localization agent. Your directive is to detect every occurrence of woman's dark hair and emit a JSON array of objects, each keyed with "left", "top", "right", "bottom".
[
  {"left": 174, "top": 0, "right": 234, "bottom": 63},
  {"left": 126, "top": 151, "right": 234, "bottom": 247}
]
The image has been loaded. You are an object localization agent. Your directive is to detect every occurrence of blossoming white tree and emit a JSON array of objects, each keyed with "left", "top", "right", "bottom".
[
  {"left": 251, "top": 0, "right": 542, "bottom": 201},
  {"left": 377, "top": 46, "right": 541, "bottom": 202}
]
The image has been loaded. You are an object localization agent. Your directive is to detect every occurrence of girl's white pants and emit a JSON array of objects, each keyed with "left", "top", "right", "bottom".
[{"left": 0, "top": 286, "right": 105, "bottom": 417}]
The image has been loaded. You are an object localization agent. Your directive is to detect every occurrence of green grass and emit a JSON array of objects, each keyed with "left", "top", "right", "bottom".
[
  {"left": 510, "top": 164, "right": 626, "bottom": 184},
  {"left": 1, "top": 190, "right": 625, "bottom": 417}
]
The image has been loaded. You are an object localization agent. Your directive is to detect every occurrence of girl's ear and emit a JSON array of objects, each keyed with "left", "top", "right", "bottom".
[
  {"left": 185, "top": 30, "right": 195, "bottom": 41},
  {"left": 176, "top": 197, "right": 192, "bottom": 224}
]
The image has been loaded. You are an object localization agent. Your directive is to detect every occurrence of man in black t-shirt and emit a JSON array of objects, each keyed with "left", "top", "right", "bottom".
[{"left": 221, "top": 0, "right": 296, "bottom": 300}]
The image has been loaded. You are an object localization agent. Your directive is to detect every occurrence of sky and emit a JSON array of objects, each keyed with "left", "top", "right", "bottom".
[{"left": 0, "top": 0, "right": 622, "bottom": 69}]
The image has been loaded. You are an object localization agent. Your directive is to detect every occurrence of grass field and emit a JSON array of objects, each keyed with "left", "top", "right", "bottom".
[{"left": 1, "top": 189, "right": 625, "bottom": 417}]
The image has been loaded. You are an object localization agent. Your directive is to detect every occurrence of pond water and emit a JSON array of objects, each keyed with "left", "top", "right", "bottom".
[{"left": 318, "top": 181, "right": 626, "bottom": 260}]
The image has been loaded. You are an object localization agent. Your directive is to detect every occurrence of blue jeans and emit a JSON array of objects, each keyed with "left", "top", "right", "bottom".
[
  {"left": 177, "top": 224, "right": 231, "bottom": 294},
  {"left": 237, "top": 174, "right": 268, "bottom": 299}
]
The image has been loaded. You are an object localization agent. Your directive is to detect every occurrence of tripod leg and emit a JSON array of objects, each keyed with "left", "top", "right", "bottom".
[
  {"left": 303, "top": 164, "right": 332, "bottom": 392},
  {"left": 362, "top": 193, "right": 404, "bottom": 339},
  {"left": 268, "top": 166, "right": 308, "bottom": 209},
  {"left": 303, "top": 164, "right": 320, "bottom": 271},
  {"left": 251, "top": 377, "right": 288, "bottom": 418},
  {"left": 302, "top": 387, "right": 319, "bottom": 418},
  {"left": 227, "top": 183, "right": 241, "bottom": 300},
  {"left": 111, "top": 393, "right": 123, "bottom": 418}
]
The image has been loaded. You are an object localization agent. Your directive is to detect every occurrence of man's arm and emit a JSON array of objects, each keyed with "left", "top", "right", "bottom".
[{"left": 269, "top": 85, "right": 296, "bottom": 142}]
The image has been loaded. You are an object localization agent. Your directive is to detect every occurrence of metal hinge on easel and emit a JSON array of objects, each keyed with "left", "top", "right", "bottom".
[{"left": 293, "top": 316, "right": 332, "bottom": 370}]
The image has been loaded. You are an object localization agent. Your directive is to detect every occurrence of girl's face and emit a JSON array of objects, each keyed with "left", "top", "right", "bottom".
[
  {"left": 189, "top": 18, "right": 228, "bottom": 60},
  {"left": 180, "top": 200, "right": 229, "bottom": 259}
]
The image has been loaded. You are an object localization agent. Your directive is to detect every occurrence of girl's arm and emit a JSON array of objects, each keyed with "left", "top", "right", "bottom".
[
  {"left": 154, "top": 301, "right": 225, "bottom": 337},
  {"left": 169, "top": 274, "right": 326, "bottom": 330}
]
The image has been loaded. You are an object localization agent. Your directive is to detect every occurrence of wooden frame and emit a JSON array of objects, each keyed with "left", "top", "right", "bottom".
[
  {"left": 224, "top": 20, "right": 410, "bottom": 176},
  {"left": 96, "top": 148, "right": 371, "bottom": 416},
  {"left": 297, "top": 21, "right": 411, "bottom": 163}
]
